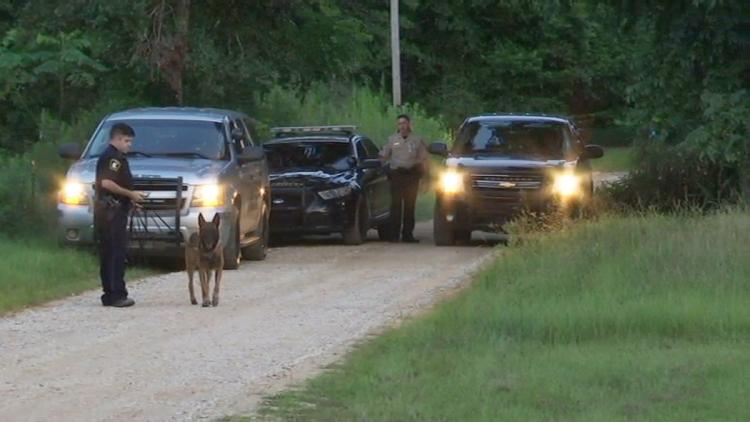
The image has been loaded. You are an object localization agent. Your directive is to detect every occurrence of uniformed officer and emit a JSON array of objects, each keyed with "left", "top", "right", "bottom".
[
  {"left": 380, "top": 114, "right": 429, "bottom": 243},
  {"left": 95, "top": 123, "right": 144, "bottom": 307}
]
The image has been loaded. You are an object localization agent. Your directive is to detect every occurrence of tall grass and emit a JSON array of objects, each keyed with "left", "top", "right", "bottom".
[
  {"left": 251, "top": 83, "right": 448, "bottom": 146},
  {"left": 248, "top": 210, "right": 750, "bottom": 420}
]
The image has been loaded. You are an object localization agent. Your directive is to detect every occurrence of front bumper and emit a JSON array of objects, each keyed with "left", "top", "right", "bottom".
[
  {"left": 437, "top": 189, "right": 556, "bottom": 231},
  {"left": 57, "top": 203, "right": 237, "bottom": 257},
  {"left": 269, "top": 187, "right": 353, "bottom": 235}
]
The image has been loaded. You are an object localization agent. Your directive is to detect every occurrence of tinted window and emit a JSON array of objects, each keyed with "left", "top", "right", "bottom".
[
  {"left": 454, "top": 120, "right": 573, "bottom": 159},
  {"left": 264, "top": 141, "right": 353, "bottom": 171},
  {"left": 87, "top": 119, "right": 228, "bottom": 160},
  {"left": 362, "top": 138, "right": 380, "bottom": 158},
  {"left": 355, "top": 141, "right": 367, "bottom": 159}
]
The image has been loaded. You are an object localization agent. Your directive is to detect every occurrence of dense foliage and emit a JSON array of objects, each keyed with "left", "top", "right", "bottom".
[{"left": 0, "top": 0, "right": 747, "bottom": 229}]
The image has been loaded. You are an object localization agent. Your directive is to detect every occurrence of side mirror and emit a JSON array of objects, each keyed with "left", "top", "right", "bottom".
[
  {"left": 58, "top": 143, "right": 83, "bottom": 160},
  {"left": 428, "top": 142, "right": 448, "bottom": 157},
  {"left": 231, "top": 127, "right": 244, "bottom": 141},
  {"left": 238, "top": 146, "right": 265, "bottom": 164},
  {"left": 581, "top": 144, "right": 604, "bottom": 160},
  {"left": 358, "top": 158, "right": 382, "bottom": 169}
]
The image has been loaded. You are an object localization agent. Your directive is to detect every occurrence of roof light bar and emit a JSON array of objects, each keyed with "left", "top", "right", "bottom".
[{"left": 270, "top": 125, "right": 357, "bottom": 135}]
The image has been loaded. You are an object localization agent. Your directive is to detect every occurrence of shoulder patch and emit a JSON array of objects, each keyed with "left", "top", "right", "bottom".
[{"left": 108, "top": 159, "right": 122, "bottom": 172}]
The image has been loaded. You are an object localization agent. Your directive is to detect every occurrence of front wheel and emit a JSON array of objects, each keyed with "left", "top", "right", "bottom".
[
  {"left": 433, "top": 200, "right": 456, "bottom": 246},
  {"left": 343, "top": 195, "right": 368, "bottom": 245},
  {"left": 223, "top": 215, "right": 241, "bottom": 270}
]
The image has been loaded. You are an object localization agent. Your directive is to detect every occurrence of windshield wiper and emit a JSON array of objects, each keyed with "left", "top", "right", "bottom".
[
  {"left": 127, "top": 151, "right": 152, "bottom": 157},
  {"left": 157, "top": 152, "right": 212, "bottom": 159}
]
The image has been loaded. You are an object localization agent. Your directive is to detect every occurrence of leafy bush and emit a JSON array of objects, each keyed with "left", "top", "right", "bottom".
[{"left": 609, "top": 90, "right": 749, "bottom": 210}]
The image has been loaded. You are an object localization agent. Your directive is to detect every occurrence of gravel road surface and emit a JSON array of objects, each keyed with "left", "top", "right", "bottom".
[{"left": 0, "top": 222, "right": 500, "bottom": 421}]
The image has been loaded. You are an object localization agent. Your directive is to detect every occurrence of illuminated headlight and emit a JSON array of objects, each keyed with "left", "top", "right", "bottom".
[
  {"left": 59, "top": 181, "right": 88, "bottom": 205},
  {"left": 318, "top": 186, "right": 352, "bottom": 200},
  {"left": 553, "top": 173, "right": 581, "bottom": 197},
  {"left": 439, "top": 170, "right": 464, "bottom": 194},
  {"left": 192, "top": 184, "right": 225, "bottom": 207}
]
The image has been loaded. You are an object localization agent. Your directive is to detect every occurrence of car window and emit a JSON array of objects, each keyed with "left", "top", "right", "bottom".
[
  {"left": 454, "top": 120, "right": 571, "bottom": 159},
  {"left": 264, "top": 141, "right": 353, "bottom": 171},
  {"left": 86, "top": 119, "right": 228, "bottom": 160},
  {"left": 362, "top": 138, "right": 380, "bottom": 159},
  {"left": 355, "top": 140, "right": 368, "bottom": 160},
  {"left": 230, "top": 119, "right": 246, "bottom": 153},
  {"left": 241, "top": 118, "right": 256, "bottom": 146}
]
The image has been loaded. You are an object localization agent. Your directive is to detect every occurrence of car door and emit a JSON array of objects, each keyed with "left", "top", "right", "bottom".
[
  {"left": 361, "top": 138, "right": 390, "bottom": 219},
  {"left": 233, "top": 118, "right": 261, "bottom": 234}
]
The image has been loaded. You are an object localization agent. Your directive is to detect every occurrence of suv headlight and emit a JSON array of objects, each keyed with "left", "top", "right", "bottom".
[
  {"left": 59, "top": 181, "right": 89, "bottom": 205},
  {"left": 192, "top": 184, "right": 225, "bottom": 207},
  {"left": 318, "top": 186, "right": 352, "bottom": 200},
  {"left": 439, "top": 169, "right": 464, "bottom": 194},
  {"left": 553, "top": 173, "right": 581, "bottom": 197}
]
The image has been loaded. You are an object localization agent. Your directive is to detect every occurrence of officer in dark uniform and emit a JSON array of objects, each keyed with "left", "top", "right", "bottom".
[{"left": 95, "top": 123, "right": 144, "bottom": 307}]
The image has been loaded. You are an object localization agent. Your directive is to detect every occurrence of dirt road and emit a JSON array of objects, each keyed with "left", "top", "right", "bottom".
[{"left": 0, "top": 222, "right": 500, "bottom": 421}]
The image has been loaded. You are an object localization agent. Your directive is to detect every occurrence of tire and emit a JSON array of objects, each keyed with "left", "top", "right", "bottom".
[
  {"left": 223, "top": 215, "right": 241, "bottom": 270},
  {"left": 241, "top": 203, "right": 269, "bottom": 261},
  {"left": 376, "top": 221, "right": 391, "bottom": 241},
  {"left": 455, "top": 229, "right": 472, "bottom": 245},
  {"left": 433, "top": 200, "right": 455, "bottom": 246},
  {"left": 343, "top": 195, "right": 368, "bottom": 245}
]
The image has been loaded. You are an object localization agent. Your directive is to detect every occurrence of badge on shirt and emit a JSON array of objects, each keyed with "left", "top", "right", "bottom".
[{"left": 109, "top": 159, "right": 122, "bottom": 172}]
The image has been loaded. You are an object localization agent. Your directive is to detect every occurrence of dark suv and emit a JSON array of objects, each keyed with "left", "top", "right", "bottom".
[
  {"left": 263, "top": 126, "right": 391, "bottom": 244},
  {"left": 428, "top": 114, "right": 604, "bottom": 245}
]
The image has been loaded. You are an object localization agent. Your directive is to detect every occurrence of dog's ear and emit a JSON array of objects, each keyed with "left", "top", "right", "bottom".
[
  {"left": 198, "top": 213, "right": 206, "bottom": 228},
  {"left": 212, "top": 212, "right": 221, "bottom": 227}
]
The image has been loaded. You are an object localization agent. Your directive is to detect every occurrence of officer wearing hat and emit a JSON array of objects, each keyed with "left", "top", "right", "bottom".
[
  {"left": 95, "top": 123, "right": 144, "bottom": 307},
  {"left": 380, "top": 114, "right": 429, "bottom": 243}
]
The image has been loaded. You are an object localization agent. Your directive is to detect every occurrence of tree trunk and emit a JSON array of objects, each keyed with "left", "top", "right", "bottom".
[{"left": 172, "top": 0, "right": 190, "bottom": 105}]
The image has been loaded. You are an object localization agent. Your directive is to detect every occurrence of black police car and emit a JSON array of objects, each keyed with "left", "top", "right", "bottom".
[
  {"left": 428, "top": 114, "right": 604, "bottom": 245},
  {"left": 263, "top": 126, "right": 391, "bottom": 244}
]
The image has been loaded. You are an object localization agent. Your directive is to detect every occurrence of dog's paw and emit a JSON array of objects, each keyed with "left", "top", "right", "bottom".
[
  {"left": 190, "top": 298, "right": 198, "bottom": 305},
  {"left": 202, "top": 301, "right": 211, "bottom": 308},
  {"left": 212, "top": 297, "right": 219, "bottom": 307}
]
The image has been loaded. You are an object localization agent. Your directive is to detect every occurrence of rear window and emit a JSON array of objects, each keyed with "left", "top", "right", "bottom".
[{"left": 86, "top": 119, "right": 228, "bottom": 160}]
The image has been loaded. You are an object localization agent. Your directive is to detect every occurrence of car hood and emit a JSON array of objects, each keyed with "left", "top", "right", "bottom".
[
  {"left": 446, "top": 156, "right": 573, "bottom": 172},
  {"left": 66, "top": 157, "right": 228, "bottom": 185},
  {"left": 269, "top": 168, "right": 360, "bottom": 189}
]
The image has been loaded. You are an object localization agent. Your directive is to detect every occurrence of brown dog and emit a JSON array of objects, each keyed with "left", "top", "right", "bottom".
[{"left": 185, "top": 213, "right": 224, "bottom": 307}]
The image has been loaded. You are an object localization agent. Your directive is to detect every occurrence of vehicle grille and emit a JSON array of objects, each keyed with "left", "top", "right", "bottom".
[
  {"left": 271, "top": 180, "right": 305, "bottom": 188},
  {"left": 471, "top": 171, "right": 544, "bottom": 191},
  {"left": 132, "top": 178, "right": 187, "bottom": 211}
]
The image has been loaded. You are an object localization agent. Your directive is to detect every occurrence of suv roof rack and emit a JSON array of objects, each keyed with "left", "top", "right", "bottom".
[{"left": 270, "top": 125, "right": 357, "bottom": 137}]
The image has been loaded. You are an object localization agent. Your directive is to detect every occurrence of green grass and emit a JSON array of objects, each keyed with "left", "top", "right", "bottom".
[
  {"left": 242, "top": 210, "right": 750, "bottom": 421},
  {"left": 593, "top": 146, "right": 634, "bottom": 172},
  {"left": 0, "top": 236, "right": 154, "bottom": 315}
]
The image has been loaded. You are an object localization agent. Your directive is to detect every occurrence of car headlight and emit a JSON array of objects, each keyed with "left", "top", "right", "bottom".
[
  {"left": 439, "top": 169, "right": 464, "bottom": 194},
  {"left": 553, "top": 173, "right": 581, "bottom": 197},
  {"left": 318, "top": 186, "right": 352, "bottom": 200},
  {"left": 59, "top": 181, "right": 88, "bottom": 205},
  {"left": 192, "top": 184, "right": 225, "bottom": 207}
]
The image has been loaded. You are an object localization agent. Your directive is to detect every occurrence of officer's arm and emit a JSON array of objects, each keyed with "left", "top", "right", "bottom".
[
  {"left": 101, "top": 179, "right": 143, "bottom": 202},
  {"left": 380, "top": 140, "right": 392, "bottom": 162}
]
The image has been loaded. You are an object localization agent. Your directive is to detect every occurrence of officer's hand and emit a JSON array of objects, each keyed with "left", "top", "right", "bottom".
[{"left": 130, "top": 191, "right": 146, "bottom": 203}]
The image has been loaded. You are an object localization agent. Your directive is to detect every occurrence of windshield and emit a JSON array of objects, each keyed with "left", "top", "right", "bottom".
[
  {"left": 264, "top": 141, "right": 353, "bottom": 171},
  {"left": 86, "top": 119, "right": 228, "bottom": 160},
  {"left": 454, "top": 120, "right": 573, "bottom": 159}
]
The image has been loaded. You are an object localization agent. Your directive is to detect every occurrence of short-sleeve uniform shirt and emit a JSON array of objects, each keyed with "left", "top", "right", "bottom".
[
  {"left": 95, "top": 144, "right": 134, "bottom": 207},
  {"left": 381, "top": 133, "right": 428, "bottom": 170}
]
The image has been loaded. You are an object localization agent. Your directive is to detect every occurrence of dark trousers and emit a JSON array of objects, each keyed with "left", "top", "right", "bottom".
[
  {"left": 96, "top": 207, "right": 129, "bottom": 304},
  {"left": 389, "top": 169, "right": 421, "bottom": 240}
]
